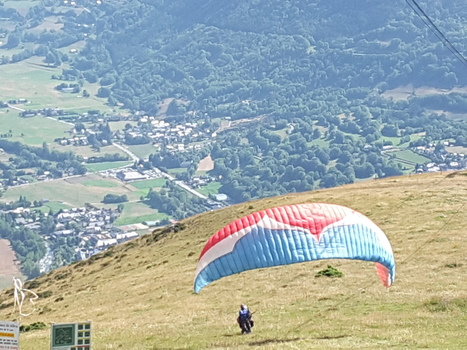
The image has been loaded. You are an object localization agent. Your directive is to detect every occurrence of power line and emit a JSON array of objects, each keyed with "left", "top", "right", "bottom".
[{"left": 405, "top": 0, "right": 467, "bottom": 67}]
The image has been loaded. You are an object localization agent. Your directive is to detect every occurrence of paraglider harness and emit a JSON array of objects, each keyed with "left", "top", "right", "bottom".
[{"left": 237, "top": 309, "right": 254, "bottom": 334}]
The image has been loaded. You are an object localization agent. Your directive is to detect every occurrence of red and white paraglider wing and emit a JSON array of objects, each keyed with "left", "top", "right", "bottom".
[{"left": 194, "top": 203, "right": 395, "bottom": 292}]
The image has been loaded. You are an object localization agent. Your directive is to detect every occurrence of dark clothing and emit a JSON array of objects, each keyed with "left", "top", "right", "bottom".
[
  {"left": 239, "top": 309, "right": 251, "bottom": 320},
  {"left": 237, "top": 309, "right": 253, "bottom": 334}
]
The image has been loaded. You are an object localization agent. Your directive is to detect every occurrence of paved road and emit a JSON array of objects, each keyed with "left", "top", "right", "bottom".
[
  {"left": 5, "top": 142, "right": 210, "bottom": 201},
  {"left": 113, "top": 142, "right": 139, "bottom": 162},
  {"left": 112, "top": 142, "right": 208, "bottom": 200},
  {"left": 47, "top": 116, "right": 74, "bottom": 126},
  {"left": 6, "top": 104, "right": 25, "bottom": 112}
]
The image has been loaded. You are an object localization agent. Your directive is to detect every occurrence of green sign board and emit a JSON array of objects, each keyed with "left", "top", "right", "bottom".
[
  {"left": 52, "top": 324, "right": 75, "bottom": 347},
  {"left": 50, "top": 322, "right": 91, "bottom": 350}
]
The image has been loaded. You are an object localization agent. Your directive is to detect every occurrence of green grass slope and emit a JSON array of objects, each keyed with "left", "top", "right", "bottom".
[{"left": 0, "top": 172, "right": 466, "bottom": 349}]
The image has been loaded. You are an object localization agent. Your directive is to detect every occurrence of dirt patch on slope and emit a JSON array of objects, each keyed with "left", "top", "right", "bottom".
[
  {"left": 197, "top": 155, "right": 214, "bottom": 172},
  {"left": 0, "top": 239, "right": 21, "bottom": 288}
]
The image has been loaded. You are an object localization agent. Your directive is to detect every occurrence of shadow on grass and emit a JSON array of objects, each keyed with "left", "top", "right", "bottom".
[
  {"left": 247, "top": 338, "right": 302, "bottom": 346},
  {"left": 315, "top": 334, "right": 348, "bottom": 340}
]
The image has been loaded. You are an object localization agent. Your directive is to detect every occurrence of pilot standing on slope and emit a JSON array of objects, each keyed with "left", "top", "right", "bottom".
[{"left": 237, "top": 304, "right": 253, "bottom": 334}]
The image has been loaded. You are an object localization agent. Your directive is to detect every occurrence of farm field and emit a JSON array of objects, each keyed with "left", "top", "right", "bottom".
[
  {"left": 113, "top": 202, "right": 168, "bottom": 226},
  {"left": 81, "top": 179, "right": 119, "bottom": 188},
  {"left": 130, "top": 178, "right": 167, "bottom": 190},
  {"left": 126, "top": 143, "right": 158, "bottom": 160},
  {"left": 381, "top": 135, "right": 402, "bottom": 146},
  {"left": 381, "top": 84, "right": 467, "bottom": 101},
  {"left": 50, "top": 143, "right": 129, "bottom": 159},
  {"left": 0, "top": 172, "right": 172, "bottom": 225},
  {"left": 0, "top": 57, "right": 111, "bottom": 113},
  {"left": 198, "top": 181, "right": 222, "bottom": 196},
  {"left": 0, "top": 174, "right": 139, "bottom": 207},
  {"left": 309, "top": 137, "right": 330, "bottom": 148},
  {"left": 0, "top": 112, "right": 70, "bottom": 146},
  {"left": 85, "top": 161, "right": 132, "bottom": 172},
  {"left": 38, "top": 201, "right": 73, "bottom": 212},
  {"left": 392, "top": 149, "right": 431, "bottom": 164},
  {"left": 167, "top": 167, "right": 187, "bottom": 175}
]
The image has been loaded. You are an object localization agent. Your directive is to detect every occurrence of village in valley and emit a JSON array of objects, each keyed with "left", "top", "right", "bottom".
[
  {"left": 0, "top": 99, "right": 233, "bottom": 273},
  {"left": 8, "top": 204, "right": 140, "bottom": 273},
  {"left": 2, "top": 98, "right": 467, "bottom": 193},
  {"left": 1, "top": 94, "right": 467, "bottom": 276}
]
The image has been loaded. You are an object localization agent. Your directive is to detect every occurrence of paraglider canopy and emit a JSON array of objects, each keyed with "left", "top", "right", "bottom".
[{"left": 194, "top": 203, "right": 395, "bottom": 293}]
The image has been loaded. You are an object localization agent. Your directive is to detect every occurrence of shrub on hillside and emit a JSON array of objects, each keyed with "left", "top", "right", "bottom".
[{"left": 315, "top": 265, "right": 344, "bottom": 278}]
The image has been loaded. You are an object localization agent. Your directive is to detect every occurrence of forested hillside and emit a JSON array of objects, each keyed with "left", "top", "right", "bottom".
[
  {"left": 75, "top": 0, "right": 467, "bottom": 112},
  {"left": 2, "top": 0, "right": 467, "bottom": 202}
]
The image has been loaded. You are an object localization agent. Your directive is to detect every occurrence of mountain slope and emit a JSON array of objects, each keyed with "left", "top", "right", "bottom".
[
  {"left": 1, "top": 172, "right": 466, "bottom": 349},
  {"left": 74, "top": 0, "right": 467, "bottom": 112}
]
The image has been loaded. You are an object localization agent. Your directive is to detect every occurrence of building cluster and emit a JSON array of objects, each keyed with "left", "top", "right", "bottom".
[
  {"left": 9, "top": 205, "right": 139, "bottom": 266},
  {"left": 5, "top": 98, "right": 29, "bottom": 105},
  {"left": 186, "top": 175, "right": 217, "bottom": 189},
  {"left": 58, "top": 135, "right": 90, "bottom": 146},
  {"left": 20, "top": 107, "right": 69, "bottom": 118},
  {"left": 413, "top": 142, "right": 467, "bottom": 173},
  {"left": 114, "top": 116, "right": 211, "bottom": 151},
  {"left": 101, "top": 168, "right": 163, "bottom": 182}
]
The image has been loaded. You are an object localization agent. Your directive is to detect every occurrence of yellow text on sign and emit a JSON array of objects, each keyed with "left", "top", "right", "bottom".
[{"left": 0, "top": 332, "right": 14, "bottom": 337}]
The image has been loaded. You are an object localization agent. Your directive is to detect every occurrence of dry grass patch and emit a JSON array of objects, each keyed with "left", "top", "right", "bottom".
[{"left": 0, "top": 172, "right": 466, "bottom": 349}]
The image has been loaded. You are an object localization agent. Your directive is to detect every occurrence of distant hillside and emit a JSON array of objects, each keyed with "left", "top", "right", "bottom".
[
  {"left": 60, "top": 0, "right": 467, "bottom": 112},
  {"left": 1, "top": 171, "right": 466, "bottom": 349}
]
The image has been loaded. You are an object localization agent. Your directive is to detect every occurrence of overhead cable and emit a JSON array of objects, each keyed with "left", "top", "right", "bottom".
[{"left": 405, "top": 0, "right": 467, "bottom": 67}]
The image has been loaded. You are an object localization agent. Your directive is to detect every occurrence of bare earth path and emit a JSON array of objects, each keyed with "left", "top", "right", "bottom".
[{"left": 0, "top": 239, "right": 21, "bottom": 289}]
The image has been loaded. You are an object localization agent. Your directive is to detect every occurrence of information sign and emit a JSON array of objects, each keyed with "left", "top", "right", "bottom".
[
  {"left": 51, "top": 322, "right": 92, "bottom": 350},
  {"left": 0, "top": 321, "right": 19, "bottom": 350}
]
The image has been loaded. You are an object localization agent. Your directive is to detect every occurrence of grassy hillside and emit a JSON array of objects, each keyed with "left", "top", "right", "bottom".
[{"left": 0, "top": 172, "right": 466, "bottom": 349}]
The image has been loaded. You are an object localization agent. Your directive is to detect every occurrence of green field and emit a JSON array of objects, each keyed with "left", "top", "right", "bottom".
[
  {"left": 309, "top": 137, "right": 330, "bottom": 148},
  {"left": 198, "top": 181, "right": 222, "bottom": 196},
  {"left": 113, "top": 202, "right": 169, "bottom": 226},
  {"left": 0, "top": 57, "right": 112, "bottom": 113},
  {"left": 51, "top": 143, "right": 129, "bottom": 159},
  {"left": 130, "top": 178, "right": 167, "bottom": 190},
  {"left": 392, "top": 149, "right": 431, "bottom": 164},
  {"left": 126, "top": 143, "right": 157, "bottom": 160},
  {"left": 0, "top": 174, "right": 138, "bottom": 207},
  {"left": 81, "top": 179, "right": 119, "bottom": 188},
  {"left": 194, "top": 170, "right": 208, "bottom": 176},
  {"left": 0, "top": 112, "right": 70, "bottom": 146},
  {"left": 38, "top": 201, "right": 73, "bottom": 212},
  {"left": 108, "top": 121, "right": 136, "bottom": 130},
  {"left": 271, "top": 128, "right": 288, "bottom": 141},
  {"left": 85, "top": 161, "right": 131, "bottom": 172},
  {"left": 0, "top": 172, "right": 170, "bottom": 211},
  {"left": 381, "top": 136, "right": 402, "bottom": 146},
  {"left": 167, "top": 167, "right": 187, "bottom": 175}
]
